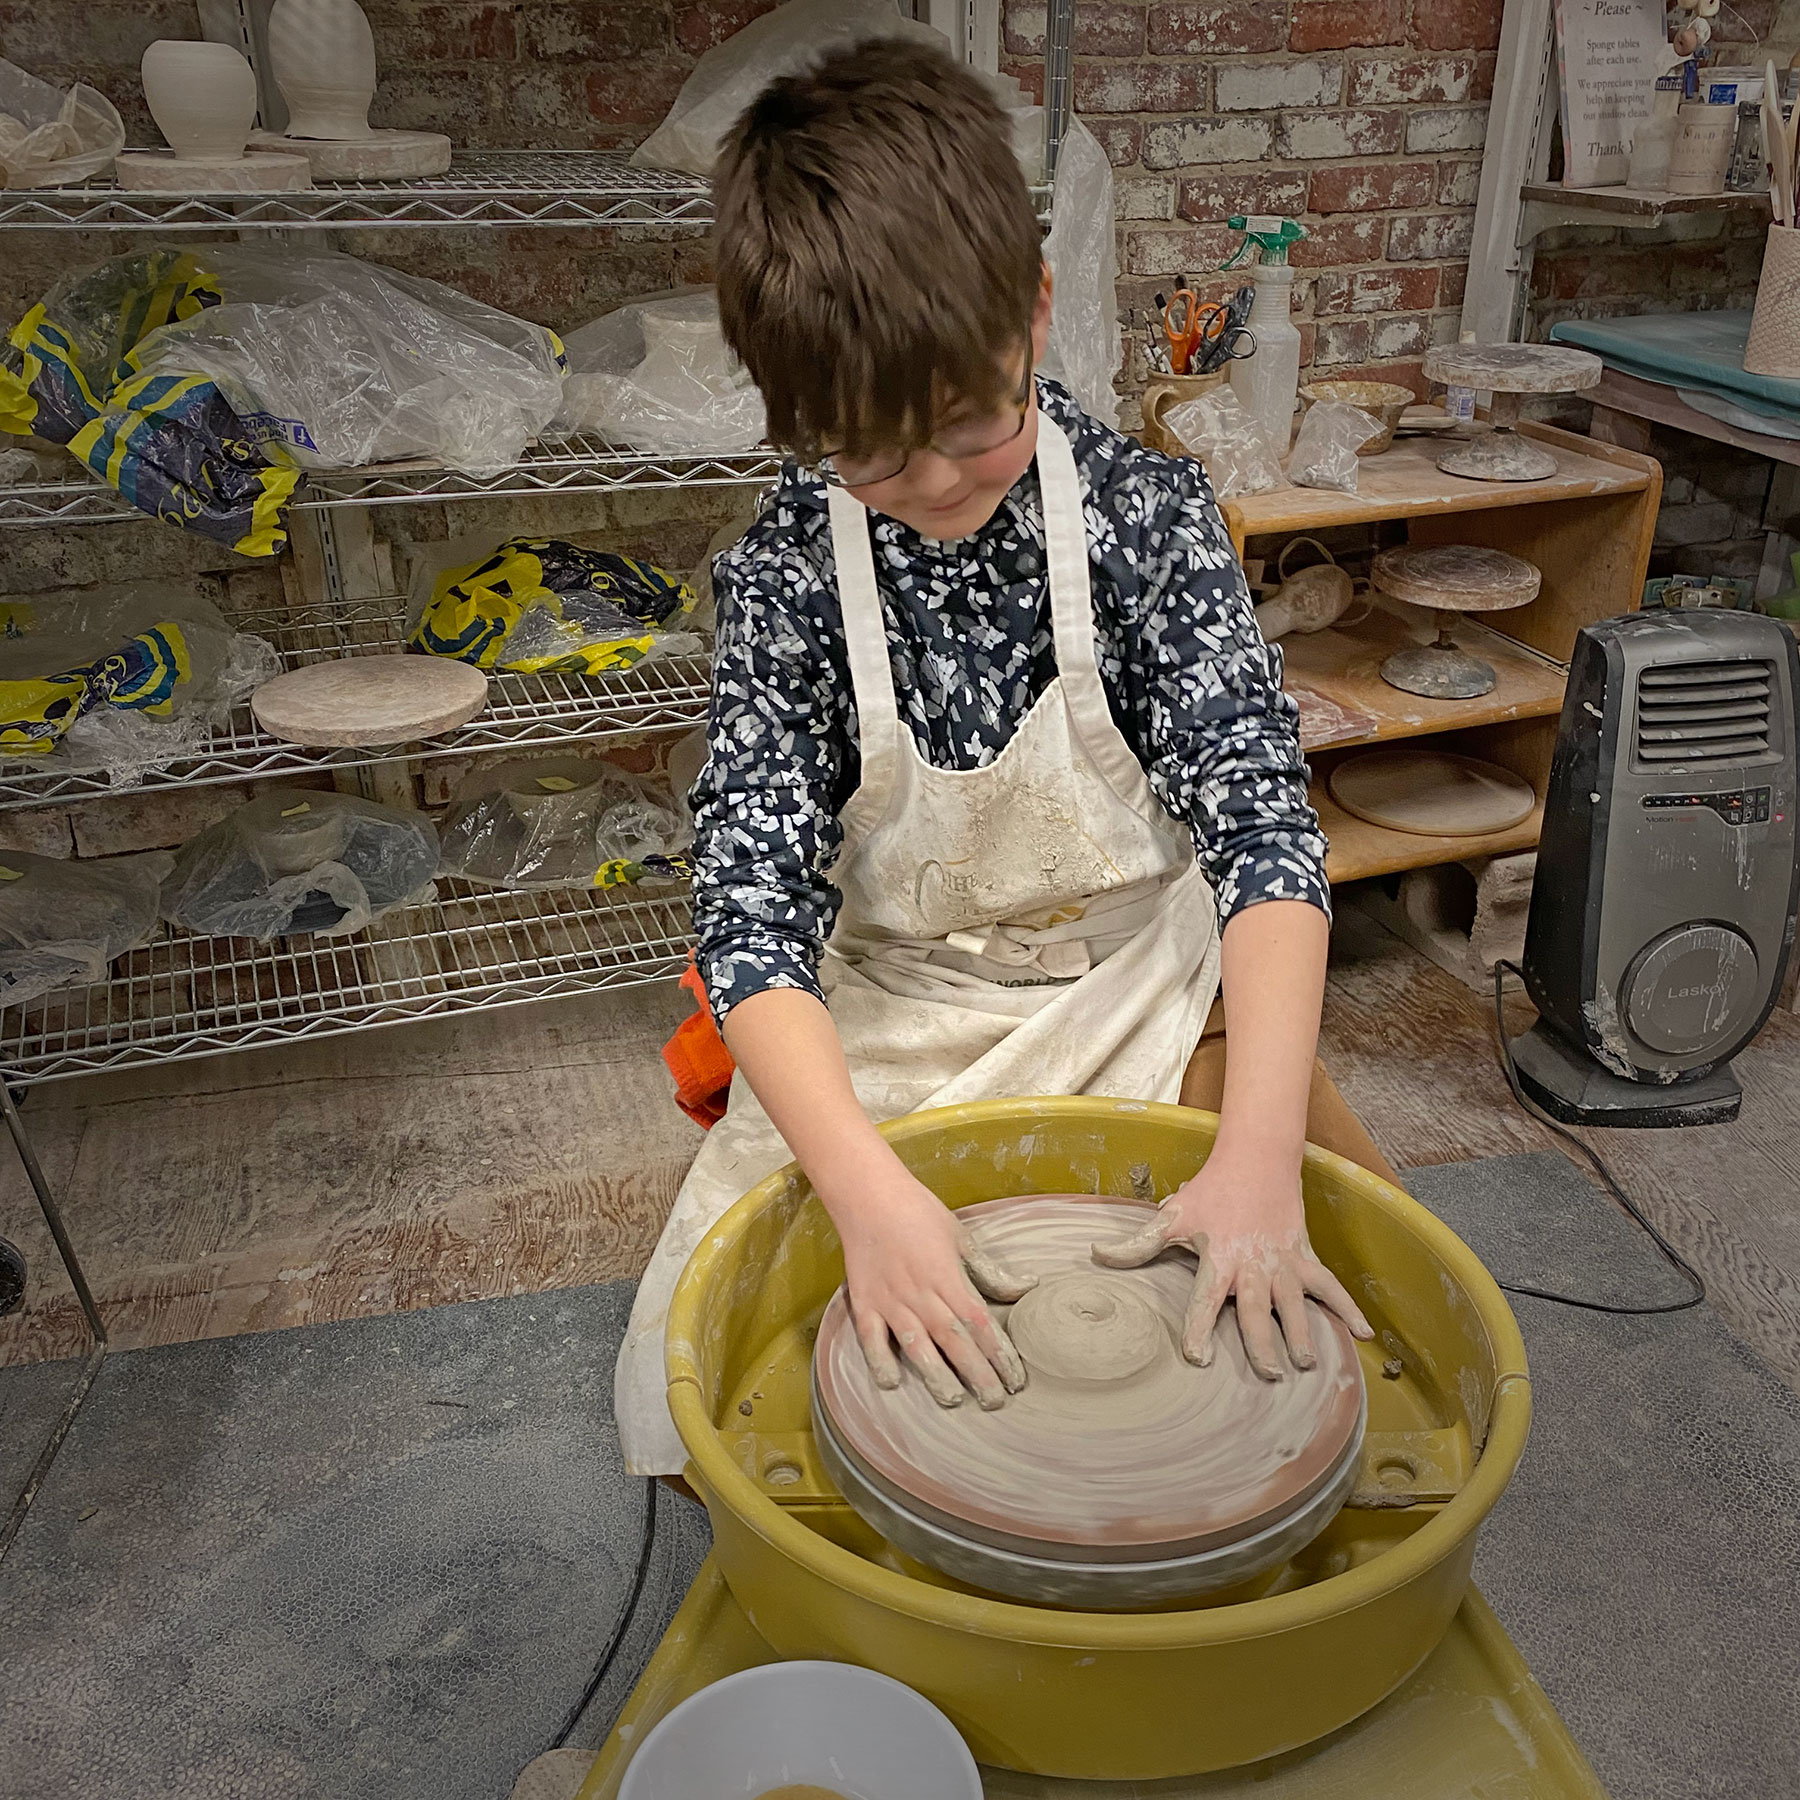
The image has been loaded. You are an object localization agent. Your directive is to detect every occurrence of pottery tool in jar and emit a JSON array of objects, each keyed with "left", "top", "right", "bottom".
[
  {"left": 812, "top": 1194, "right": 1366, "bottom": 1609},
  {"left": 1420, "top": 342, "right": 1601, "bottom": 482},
  {"left": 1369, "top": 542, "right": 1541, "bottom": 699}
]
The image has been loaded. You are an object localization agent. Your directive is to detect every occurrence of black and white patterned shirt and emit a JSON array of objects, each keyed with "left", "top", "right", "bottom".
[{"left": 691, "top": 377, "right": 1330, "bottom": 1024}]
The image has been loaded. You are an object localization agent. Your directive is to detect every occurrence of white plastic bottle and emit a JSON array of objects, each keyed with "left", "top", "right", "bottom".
[
  {"left": 1229, "top": 262, "right": 1302, "bottom": 454},
  {"left": 1222, "top": 215, "right": 1306, "bottom": 454}
]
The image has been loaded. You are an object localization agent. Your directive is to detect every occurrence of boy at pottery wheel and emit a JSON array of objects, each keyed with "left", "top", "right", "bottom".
[{"left": 616, "top": 40, "right": 1382, "bottom": 1477}]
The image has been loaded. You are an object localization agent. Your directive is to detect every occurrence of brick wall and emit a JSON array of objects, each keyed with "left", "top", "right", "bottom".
[
  {"left": 1001, "top": 0, "right": 1499, "bottom": 403},
  {"left": 9, "top": 0, "right": 1795, "bottom": 409}
]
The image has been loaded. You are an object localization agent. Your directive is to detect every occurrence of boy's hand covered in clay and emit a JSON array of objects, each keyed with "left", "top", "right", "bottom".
[
  {"left": 1093, "top": 1150, "right": 1372, "bottom": 1379},
  {"left": 837, "top": 1163, "right": 1037, "bottom": 1409}
]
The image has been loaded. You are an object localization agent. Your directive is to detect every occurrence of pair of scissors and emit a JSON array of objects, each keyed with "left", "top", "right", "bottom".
[{"left": 1163, "top": 290, "right": 1249, "bottom": 376}]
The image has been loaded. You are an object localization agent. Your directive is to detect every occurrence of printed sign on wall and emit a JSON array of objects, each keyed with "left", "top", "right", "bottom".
[{"left": 1554, "top": 0, "right": 1676, "bottom": 187}]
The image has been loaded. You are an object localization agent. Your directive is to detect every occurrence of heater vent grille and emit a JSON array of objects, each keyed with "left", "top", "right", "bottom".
[{"left": 1635, "top": 659, "right": 1774, "bottom": 766}]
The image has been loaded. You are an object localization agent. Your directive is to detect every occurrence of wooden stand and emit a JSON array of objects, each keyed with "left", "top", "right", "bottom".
[{"left": 1219, "top": 421, "right": 1661, "bottom": 884}]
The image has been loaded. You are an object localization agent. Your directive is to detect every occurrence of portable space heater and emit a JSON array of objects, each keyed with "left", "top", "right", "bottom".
[{"left": 1512, "top": 609, "right": 1800, "bottom": 1126}]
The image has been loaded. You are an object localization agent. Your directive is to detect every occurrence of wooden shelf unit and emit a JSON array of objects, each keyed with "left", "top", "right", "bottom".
[{"left": 1222, "top": 422, "right": 1661, "bottom": 883}]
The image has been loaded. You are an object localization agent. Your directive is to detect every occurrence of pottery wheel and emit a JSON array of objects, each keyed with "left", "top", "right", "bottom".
[
  {"left": 1370, "top": 544, "right": 1541, "bottom": 613},
  {"left": 251, "top": 655, "right": 488, "bottom": 748},
  {"left": 1328, "top": 747, "right": 1536, "bottom": 837},
  {"left": 814, "top": 1196, "right": 1364, "bottom": 1565}
]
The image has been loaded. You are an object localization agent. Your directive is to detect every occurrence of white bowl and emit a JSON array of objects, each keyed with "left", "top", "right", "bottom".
[{"left": 617, "top": 1659, "right": 982, "bottom": 1800}]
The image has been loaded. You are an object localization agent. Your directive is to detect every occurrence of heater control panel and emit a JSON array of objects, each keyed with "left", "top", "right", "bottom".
[{"left": 1642, "top": 786, "right": 1775, "bottom": 826}]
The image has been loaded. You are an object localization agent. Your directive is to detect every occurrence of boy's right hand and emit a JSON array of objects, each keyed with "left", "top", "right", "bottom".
[{"left": 828, "top": 1165, "right": 1036, "bottom": 1410}]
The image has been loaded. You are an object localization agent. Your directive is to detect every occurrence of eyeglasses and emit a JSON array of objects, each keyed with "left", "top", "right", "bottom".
[{"left": 819, "top": 360, "right": 1034, "bottom": 490}]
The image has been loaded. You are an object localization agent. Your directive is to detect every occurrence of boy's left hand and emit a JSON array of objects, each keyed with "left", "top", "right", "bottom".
[{"left": 1092, "top": 1144, "right": 1373, "bottom": 1379}]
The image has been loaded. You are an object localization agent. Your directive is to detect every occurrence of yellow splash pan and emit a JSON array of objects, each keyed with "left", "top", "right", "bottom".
[{"left": 581, "top": 1098, "right": 1605, "bottom": 1793}]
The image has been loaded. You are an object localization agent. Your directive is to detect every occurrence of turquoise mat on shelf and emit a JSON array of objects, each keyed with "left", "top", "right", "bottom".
[{"left": 1550, "top": 311, "right": 1800, "bottom": 426}]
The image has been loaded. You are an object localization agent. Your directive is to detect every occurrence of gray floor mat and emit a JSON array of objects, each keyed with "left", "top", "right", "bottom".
[
  {"left": 0, "top": 1283, "right": 709, "bottom": 1800},
  {"left": 1406, "top": 1152, "right": 1800, "bottom": 1800}
]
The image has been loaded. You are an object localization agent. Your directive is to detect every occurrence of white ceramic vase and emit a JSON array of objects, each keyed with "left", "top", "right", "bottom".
[
  {"left": 268, "top": 0, "right": 378, "bottom": 141},
  {"left": 141, "top": 40, "right": 257, "bottom": 164}
]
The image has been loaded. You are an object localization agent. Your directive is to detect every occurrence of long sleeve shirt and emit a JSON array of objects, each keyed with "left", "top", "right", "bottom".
[{"left": 689, "top": 377, "right": 1330, "bottom": 1024}]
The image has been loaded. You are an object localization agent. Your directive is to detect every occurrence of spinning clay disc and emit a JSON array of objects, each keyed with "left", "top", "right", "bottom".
[
  {"left": 1329, "top": 747, "right": 1537, "bottom": 837},
  {"left": 814, "top": 1195, "right": 1364, "bottom": 1564},
  {"left": 252, "top": 655, "right": 488, "bottom": 747}
]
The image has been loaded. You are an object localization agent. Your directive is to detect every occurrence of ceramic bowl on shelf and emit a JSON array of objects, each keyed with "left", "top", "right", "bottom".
[{"left": 1297, "top": 380, "right": 1416, "bottom": 453}]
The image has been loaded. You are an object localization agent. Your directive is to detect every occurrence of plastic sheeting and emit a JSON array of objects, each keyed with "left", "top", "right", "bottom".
[
  {"left": 0, "top": 851, "right": 171, "bottom": 1008},
  {"left": 161, "top": 791, "right": 439, "bottom": 941},
  {"left": 0, "top": 58, "right": 123, "bottom": 189},
  {"left": 1037, "top": 114, "right": 1121, "bottom": 428},
  {"left": 437, "top": 756, "right": 687, "bottom": 890},
  {"left": 558, "top": 289, "right": 766, "bottom": 455},
  {"left": 408, "top": 537, "right": 703, "bottom": 675},
  {"left": 133, "top": 246, "right": 568, "bottom": 477},
  {"left": 631, "top": 0, "right": 948, "bottom": 177},
  {"left": 0, "top": 248, "right": 567, "bottom": 555},
  {"left": 0, "top": 583, "right": 279, "bottom": 768}
]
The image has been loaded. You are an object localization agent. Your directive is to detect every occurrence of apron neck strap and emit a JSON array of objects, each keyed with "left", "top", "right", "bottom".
[{"left": 826, "top": 480, "right": 901, "bottom": 832}]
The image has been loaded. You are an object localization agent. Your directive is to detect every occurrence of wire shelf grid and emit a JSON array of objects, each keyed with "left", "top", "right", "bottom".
[
  {"left": 0, "top": 877, "right": 694, "bottom": 1085},
  {"left": 0, "top": 586, "right": 713, "bottom": 810},
  {"left": 0, "top": 150, "right": 718, "bottom": 232},
  {"left": 0, "top": 437, "right": 781, "bottom": 528}
]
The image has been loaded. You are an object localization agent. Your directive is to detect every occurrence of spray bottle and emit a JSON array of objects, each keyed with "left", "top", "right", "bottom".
[{"left": 1222, "top": 215, "right": 1307, "bottom": 454}]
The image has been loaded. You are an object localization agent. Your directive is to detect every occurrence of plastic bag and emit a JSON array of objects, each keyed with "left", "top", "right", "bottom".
[
  {"left": 408, "top": 537, "right": 703, "bottom": 675},
  {"left": 1287, "top": 401, "right": 1383, "bottom": 494},
  {"left": 558, "top": 289, "right": 767, "bottom": 454},
  {"left": 1, "top": 249, "right": 300, "bottom": 554},
  {"left": 0, "top": 583, "right": 279, "bottom": 761},
  {"left": 632, "top": 0, "right": 948, "bottom": 176},
  {"left": 0, "top": 58, "right": 124, "bottom": 189},
  {"left": 1035, "top": 115, "right": 1121, "bottom": 428},
  {"left": 438, "top": 756, "right": 688, "bottom": 890},
  {"left": 1164, "top": 388, "right": 1289, "bottom": 499},
  {"left": 161, "top": 791, "right": 438, "bottom": 941},
  {"left": 0, "top": 851, "right": 172, "bottom": 1007},
  {"left": 0, "top": 247, "right": 567, "bottom": 554},
  {"left": 130, "top": 245, "right": 567, "bottom": 477}
]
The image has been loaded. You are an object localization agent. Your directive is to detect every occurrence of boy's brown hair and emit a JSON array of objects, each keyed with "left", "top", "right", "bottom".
[{"left": 712, "top": 38, "right": 1043, "bottom": 466}]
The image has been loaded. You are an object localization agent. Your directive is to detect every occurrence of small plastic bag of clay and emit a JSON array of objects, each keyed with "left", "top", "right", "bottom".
[
  {"left": 438, "top": 756, "right": 688, "bottom": 890},
  {"left": 633, "top": 0, "right": 947, "bottom": 175},
  {"left": 160, "top": 791, "right": 439, "bottom": 941},
  {"left": 558, "top": 290, "right": 767, "bottom": 455},
  {"left": 1287, "top": 401, "right": 1383, "bottom": 493},
  {"left": 407, "top": 537, "right": 704, "bottom": 674},
  {"left": 1163, "top": 388, "right": 1289, "bottom": 499},
  {"left": 0, "top": 851, "right": 172, "bottom": 1007},
  {"left": 0, "top": 583, "right": 280, "bottom": 771},
  {"left": 0, "top": 58, "right": 124, "bottom": 189}
]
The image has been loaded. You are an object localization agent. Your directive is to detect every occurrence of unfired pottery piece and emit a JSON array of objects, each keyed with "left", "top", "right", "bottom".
[
  {"left": 1328, "top": 747, "right": 1537, "bottom": 837},
  {"left": 262, "top": 0, "right": 452, "bottom": 178},
  {"left": 251, "top": 655, "right": 487, "bottom": 747},
  {"left": 814, "top": 1195, "right": 1364, "bottom": 1565},
  {"left": 140, "top": 39, "right": 257, "bottom": 164}
]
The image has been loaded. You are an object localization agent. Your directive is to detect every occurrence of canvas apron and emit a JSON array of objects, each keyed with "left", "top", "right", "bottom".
[{"left": 616, "top": 410, "right": 1223, "bottom": 1475}]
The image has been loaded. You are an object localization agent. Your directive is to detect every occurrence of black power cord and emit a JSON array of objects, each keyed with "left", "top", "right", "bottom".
[
  {"left": 549, "top": 1475, "right": 660, "bottom": 1750},
  {"left": 1490, "top": 959, "right": 1706, "bottom": 1317}
]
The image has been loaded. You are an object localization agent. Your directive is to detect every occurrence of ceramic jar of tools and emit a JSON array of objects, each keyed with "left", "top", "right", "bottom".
[{"left": 1140, "top": 369, "right": 1228, "bottom": 456}]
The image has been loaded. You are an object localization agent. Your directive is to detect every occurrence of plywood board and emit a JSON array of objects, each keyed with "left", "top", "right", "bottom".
[{"left": 1223, "top": 429, "right": 1654, "bottom": 552}]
